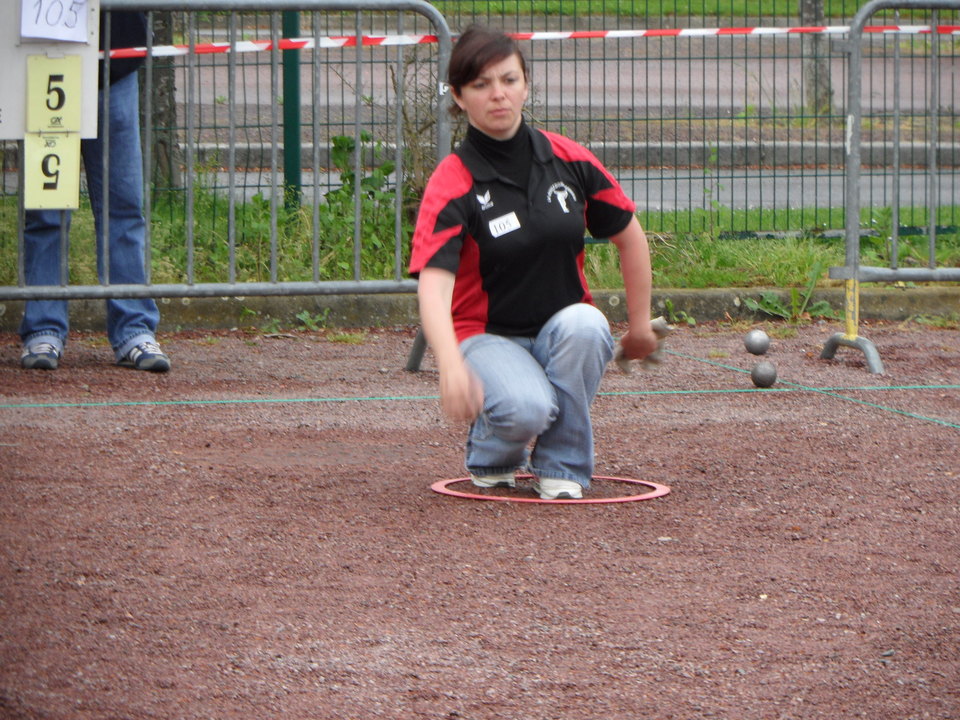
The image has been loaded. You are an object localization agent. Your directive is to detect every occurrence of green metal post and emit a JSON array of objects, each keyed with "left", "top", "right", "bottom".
[{"left": 282, "top": 11, "right": 302, "bottom": 207}]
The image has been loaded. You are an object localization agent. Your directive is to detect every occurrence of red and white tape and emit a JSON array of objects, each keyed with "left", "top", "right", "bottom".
[
  {"left": 106, "top": 24, "right": 960, "bottom": 59},
  {"left": 107, "top": 34, "right": 439, "bottom": 58},
  {"left": 513, "top": 24, "right": 959, "bottom": 40}
]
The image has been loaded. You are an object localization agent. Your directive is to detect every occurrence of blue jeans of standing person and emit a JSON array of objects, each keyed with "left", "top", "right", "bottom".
[
  {"left": 19, "top": 71, "right": 160, "bottom": 362},
  {"left": 460, "top": 303, "right": 615, "bottom": 490}
]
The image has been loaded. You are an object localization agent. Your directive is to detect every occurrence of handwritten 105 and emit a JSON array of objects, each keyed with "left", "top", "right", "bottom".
[{"left": 31, "top": 0, "right": 86, "bottom": 30}]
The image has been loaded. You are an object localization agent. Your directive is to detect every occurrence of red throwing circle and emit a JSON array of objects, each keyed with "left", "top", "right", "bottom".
[{"left": 430, "top": 475, "right": 671, "bottom": 504}]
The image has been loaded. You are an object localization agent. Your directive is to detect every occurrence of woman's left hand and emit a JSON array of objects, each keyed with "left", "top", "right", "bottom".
[{"left": 618, "top": 322, "right": 660, "bottom": 362}]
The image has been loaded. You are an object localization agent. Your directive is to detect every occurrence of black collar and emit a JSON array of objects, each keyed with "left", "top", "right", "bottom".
[{"left": 455, "top": 121, "right": 554, "bottom": 183}]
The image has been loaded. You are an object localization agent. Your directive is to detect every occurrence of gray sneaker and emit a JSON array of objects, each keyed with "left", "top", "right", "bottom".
[
  {"left": 21, "top": 341, "right": 61, "bottom": 370},
  {"left": 119, "top": 340, "right": 171, "bottom": 372}
]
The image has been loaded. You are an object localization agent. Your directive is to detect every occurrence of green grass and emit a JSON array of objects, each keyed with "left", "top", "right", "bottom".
[
  {"left": 584, "top": 205, "right": 960, "bottom": 290},
  {"left": 584, "top": 231, "right": 846, "bottom": 289},
  {"left": 3, "top": 194, "right": 957, "bottom": 294},
  {"left": 147, "top": 135, "right": 410, "bottom": 285}
]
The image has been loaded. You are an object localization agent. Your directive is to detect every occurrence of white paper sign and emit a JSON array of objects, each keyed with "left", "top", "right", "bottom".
[
  {"left": 489, "top": 211, "right": 521, "bottom": 238},
  {"left": 21, "top": 0, "right": 89, "bottom": 43}
]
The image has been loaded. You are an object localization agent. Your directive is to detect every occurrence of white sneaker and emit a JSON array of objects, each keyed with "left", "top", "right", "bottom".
[
  {"left": 470, "top": 472, "right": 516, "bottom": 489},
  {"left": 534, "top": 478, "right": 583, "bottom": 500}
]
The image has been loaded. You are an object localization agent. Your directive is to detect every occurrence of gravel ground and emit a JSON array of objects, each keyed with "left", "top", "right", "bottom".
[{"left": 1, "top": 320, "right": 958, "bottom": 719}]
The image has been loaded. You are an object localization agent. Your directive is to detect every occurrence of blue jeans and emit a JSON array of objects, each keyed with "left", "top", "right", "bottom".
[
  {"left": 19, "top": 71, "right": 160, "bottom": 361},
  {"left": 460, "top": 303, "right": 615, "bottom": 489}
]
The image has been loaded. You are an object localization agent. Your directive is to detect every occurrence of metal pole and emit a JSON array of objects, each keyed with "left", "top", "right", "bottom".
[
  {"left": 841, "top": 6, "right": 864, "bottom": 342},
  {"left": 891, "top": 11, "right": 901, "bottom": 269},
  {"left": 17, "top": 142, "right": 25, "bottom": 287},
  {"left": 143, "top": 11, "right": 154, "bottom": 283},
  {"left": 353, "top": 11, "right": 363, "bottom": 283},
  {"left": 312, "top": 12, "right": 322, "bottom": 283},
  {"left": 270, "top": 13, "right": 280, "bottom": 283},
  {"left": 394, "top": 11, "right": 405, "bottom": 282},
  {"left": 102, "top": 12, "right": 112, "bottom": 284},
  {"left": 185, "top": 12, "right": 196, "bottom": 284},
  {"left": 282, "top": 10, "right": 303, "bottom": 207},
  {"left": 927, "top": 9, "right": 940, "bottom": 267},
  {"left": 228, "top": 13, "right": 238, "bottom": 283}
]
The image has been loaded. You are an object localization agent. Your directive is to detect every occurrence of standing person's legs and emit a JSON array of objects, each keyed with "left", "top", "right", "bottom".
[
  {"left": 527, "top": 303, "right": 614, "bottom": 490},
  {"left": 84, "top": 71, "right": 163, "bottom": 363},
  {"left": 19, "top": 210, "right": 73, "bottom": 368}
]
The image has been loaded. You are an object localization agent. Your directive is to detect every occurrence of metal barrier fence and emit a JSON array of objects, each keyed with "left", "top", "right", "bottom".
[
  {"left": 0, "top": 0, "right": 452, "bottom": 301},
  {"left": 0, "top": 1, "right": 957, "bottom": 310},
  {"left": 448, "top": 5, "right": 959, "bottom": 240},
  {"left": 822, "top": 0, "right": 960, "bottom": 374}
]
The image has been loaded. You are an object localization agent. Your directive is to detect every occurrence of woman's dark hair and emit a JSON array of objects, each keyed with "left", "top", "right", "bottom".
[{"left": 447, "top": 25, "right": 528, "bottom": 105}]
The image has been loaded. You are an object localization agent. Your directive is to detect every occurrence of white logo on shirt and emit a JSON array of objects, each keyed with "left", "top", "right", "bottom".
[
  {"left": 546, "top": 182, "right": 577, "bottom": 213},
  {"left": 489, "top": 211, "right": 521, "bottom": 238},
  {"left": 476, "top": 190, "right": 494, "bottom": 210}
]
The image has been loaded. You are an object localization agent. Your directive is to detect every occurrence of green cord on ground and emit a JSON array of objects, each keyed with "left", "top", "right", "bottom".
[{"left": 2, "top": 349, "right": 958, "bottom": 430}]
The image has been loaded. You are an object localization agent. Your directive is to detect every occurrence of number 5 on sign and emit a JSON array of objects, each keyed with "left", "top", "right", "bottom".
[
  {"left": 23, "top": 132, "right": 81, "bottom": 209},
  {"left": 26, "top": 55, "right": 83, "bottom": 133}
]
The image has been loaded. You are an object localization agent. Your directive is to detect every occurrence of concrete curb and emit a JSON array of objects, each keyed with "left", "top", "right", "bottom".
[{"left": 2, "top": 287, "right": 957, "bottom": 334}]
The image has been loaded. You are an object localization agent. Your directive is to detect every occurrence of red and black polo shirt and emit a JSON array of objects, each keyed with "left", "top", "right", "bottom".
[{"left": 409, "top": 122, "right": 636, "bottom": 342}]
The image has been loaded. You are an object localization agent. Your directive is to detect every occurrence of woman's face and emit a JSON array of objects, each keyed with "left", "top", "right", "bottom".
[{"left": 453, "top": 53, "right": 529, "bottom": 140}]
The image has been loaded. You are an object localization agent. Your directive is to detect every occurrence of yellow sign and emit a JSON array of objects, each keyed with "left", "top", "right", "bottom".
[
  {"left": 25, "top": 54, "right": 83, "bottom": 133},
  {"left": 23, "top": 132, "right": 81, "bottom": 209}
]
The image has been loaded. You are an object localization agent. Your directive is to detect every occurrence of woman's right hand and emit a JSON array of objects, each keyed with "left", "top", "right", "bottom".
[
  {"left": 416, "top": 267, "right": 483, "bottom": 423},
  {"left": 439, "top": 360, "right": 484, "bottom": 423}
]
